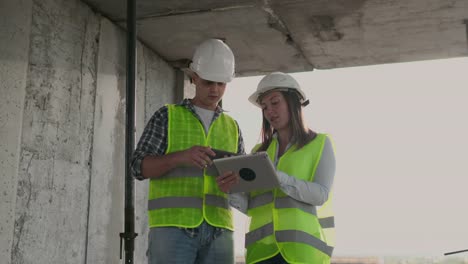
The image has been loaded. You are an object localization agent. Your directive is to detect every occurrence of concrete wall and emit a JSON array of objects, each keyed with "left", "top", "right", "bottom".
[
  {"left": 0, "top": 0, "right": 179, "bottom": 263},
  {"left": 0, "top": 0, "right": 33, "bottom": 261}
]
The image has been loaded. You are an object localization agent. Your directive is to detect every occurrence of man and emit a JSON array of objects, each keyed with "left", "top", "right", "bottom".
[{"left": 131, "top": 39, "right": 245, "bottom": 264}]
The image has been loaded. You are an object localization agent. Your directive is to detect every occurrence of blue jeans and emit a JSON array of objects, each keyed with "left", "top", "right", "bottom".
[{"left": 147, "top": 221, "right": 234, "bottom": 264}]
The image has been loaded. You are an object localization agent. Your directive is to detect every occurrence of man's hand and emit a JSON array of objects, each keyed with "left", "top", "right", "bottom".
[{"left": 181, "top": 146, "right": 216, "bottom": 169}]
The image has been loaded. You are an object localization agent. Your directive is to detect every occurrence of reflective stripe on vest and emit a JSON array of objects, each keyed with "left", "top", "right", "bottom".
[
  {"left": 248, "top": 192, "right": 317, "bottom": 216},
  {"left": 246, "top": 223, "right": 334, "bottom": 257},
  {"left": 319, "top": 216, "right": 335, "bottom": 229},
  {"left": 245, "top": 222, "right": 273, "bottom": 247},
  {"left": 275, "top": 197, "right": 317, "bottom": 215},
  {"left": 148, "top": 195, "right": 229, "bottom": 210},
  {"left": 162, "top": 167, "right": 203, "bottom": 179},
  {"left": 276, "top": 230, "right": 334, "bottom": 257}
]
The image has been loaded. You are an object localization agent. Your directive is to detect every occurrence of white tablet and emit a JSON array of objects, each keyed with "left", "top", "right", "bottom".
[
  {"left": 213, "top": 152, "right": 280, "bottom": 193},
  {"left": 205, "top": 149, "right": 239, "bottom": 176}
]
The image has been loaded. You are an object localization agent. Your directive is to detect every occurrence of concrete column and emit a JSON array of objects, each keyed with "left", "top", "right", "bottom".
[
  {"left": 0, "top": 0, "right": 33, "bottom": 263},
  {"left": 175, "top": 69, "right": 194, "bottom": 102},
  {"left": 86, "top": 18, "right": 126, "bottom": 264},
  {"left": 85, "top": 17, "right": 179, "bottom": 263},
  {"left": 9, "top": 0, "right": 100, "bottom": 262},
  {"left": 183, "top": 74, "right": 196, "bottom": 99},
  {"left": 1, "top": 1, "right": 179, "bottom": 263},
  {"left": 133, "top": 33, "right": 178, "bottom": 264},
  {"left": 142, "top": 46, "right": 178, "bottom": 122},
  {"left": 134, "top": 41, "right": 149, "bottom": 264}
]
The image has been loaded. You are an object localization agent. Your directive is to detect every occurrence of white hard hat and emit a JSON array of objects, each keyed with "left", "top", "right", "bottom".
[
  {"left": 248, "top": 72, "right": 308, "bottom": 107},
  {"left": 189, "top": 39, "right": 235, "bottom": 83}
]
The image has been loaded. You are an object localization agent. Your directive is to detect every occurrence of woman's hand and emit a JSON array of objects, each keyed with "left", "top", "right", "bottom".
[{"left": 216, "top": 170, "right": 240, "bottom": 193}]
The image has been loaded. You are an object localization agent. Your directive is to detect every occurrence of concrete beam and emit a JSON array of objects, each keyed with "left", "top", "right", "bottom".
[{"left": 281, "top": 0, "right": 468, "bottom": 69}]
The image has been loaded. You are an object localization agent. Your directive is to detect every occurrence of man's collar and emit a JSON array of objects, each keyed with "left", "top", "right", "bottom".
[{"left": 179, "top": 98, "right": 225, "bottom": 114}]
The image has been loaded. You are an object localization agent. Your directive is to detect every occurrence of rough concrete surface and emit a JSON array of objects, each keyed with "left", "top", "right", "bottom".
[
  {"left": 0, "top": 0, "right": 180, "bottom": 262},
  {"left": 82, "top": 0, "right": 468, "bottom": 74},
  {"left": 0, "top": 0, "right": 33, "bottom": 263},
  {"left": 86, "top": 17, "right": 126, "bottom": 263},
  {"left": 282, "top": 0, "right": 468, "bottom": 68},
  {"left": 134, "top": 40, "right": 149, "bottom": 264},
  {"left": 86, "top": 14, "right": 178, "bottom": 264},
  {"left": 10, "top": 0, "right": 101, "bottom": 263},
  {"left": 142, "top": 45, "right": 178, "bottom": 123}
]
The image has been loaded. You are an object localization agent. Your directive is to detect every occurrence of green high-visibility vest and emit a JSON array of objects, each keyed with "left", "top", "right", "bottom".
[
  {"left": 148, "top": 104, "right": 239, "bottom": 230},
  {"left": 246, "top": 134, "right": 335, "bottom": 264}
]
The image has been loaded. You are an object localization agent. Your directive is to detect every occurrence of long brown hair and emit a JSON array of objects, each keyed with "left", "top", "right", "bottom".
[{"left": 256, "top": 90, "right": 316, "bottom": 152}]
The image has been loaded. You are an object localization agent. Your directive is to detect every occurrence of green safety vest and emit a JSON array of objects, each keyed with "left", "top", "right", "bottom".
[
  {"left": 246, "top": 134, "right": 335, "bottom": 264},
  {"left": 147, "top": 104, "right": 239, "bottom": 230}
]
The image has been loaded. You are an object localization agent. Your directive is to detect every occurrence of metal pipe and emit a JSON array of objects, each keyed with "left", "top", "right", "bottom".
[
  {"left": 120, "top": 0, "right": 137, "bottom": 263},
  {"left": 444, "top": 249, "right": 468, "bottom": 256},
  {"left": 464, "top": 19, "right": 468, "bottom": 51}
]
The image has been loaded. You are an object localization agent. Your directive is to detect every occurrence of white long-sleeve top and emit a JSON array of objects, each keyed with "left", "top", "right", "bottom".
[{"left": 229, "top": 135, "right": 336, "bottom": 214}]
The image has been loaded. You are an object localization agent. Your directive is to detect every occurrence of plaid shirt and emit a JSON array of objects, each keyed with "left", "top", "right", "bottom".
[{"left": 131, "top": 98, "right": 245, "bottom": 180}]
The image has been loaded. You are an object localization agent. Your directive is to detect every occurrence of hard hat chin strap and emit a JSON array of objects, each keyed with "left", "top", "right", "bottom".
[{"left": 301, "top": 99, "right": 310, "bottom": 107}]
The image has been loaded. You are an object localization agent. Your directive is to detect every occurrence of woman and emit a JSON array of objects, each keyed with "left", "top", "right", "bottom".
[{"left": 218, "top": 72, "right": 336, "bottom": 264}]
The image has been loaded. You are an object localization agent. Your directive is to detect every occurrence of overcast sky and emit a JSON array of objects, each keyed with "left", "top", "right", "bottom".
[{"left": 223, "top": 57, "right": 468, "bottom": 257}]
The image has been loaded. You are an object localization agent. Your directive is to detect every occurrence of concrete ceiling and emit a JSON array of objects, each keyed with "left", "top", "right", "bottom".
[{"left": 83, "top": 0, "right": 468, "bottom": 76}]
